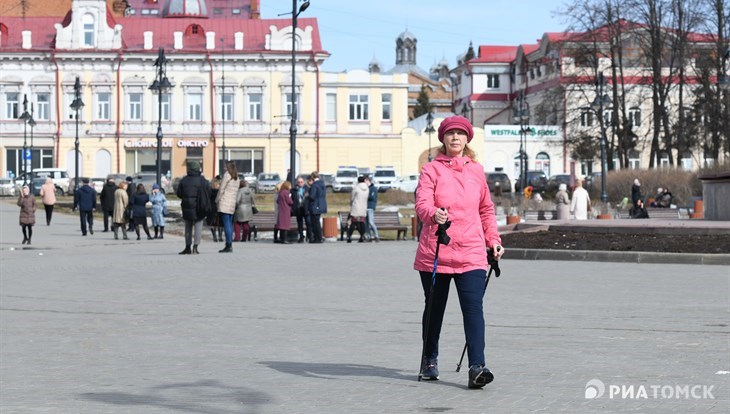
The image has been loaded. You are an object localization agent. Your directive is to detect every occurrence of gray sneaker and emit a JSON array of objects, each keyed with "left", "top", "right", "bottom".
[
  {"left": 420, "top": 358, "right": 439, "bottom": 380},
  {"left": 468, "top": 364, "right": 494, "bottom": 389}
]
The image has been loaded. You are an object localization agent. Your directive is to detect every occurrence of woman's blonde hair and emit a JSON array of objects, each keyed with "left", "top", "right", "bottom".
[
  {"left": 439, "top": 144, "right": 477, "bottom": 161},
  {"left": 280, "top": 181, "right": 292, "bottom": 191}
]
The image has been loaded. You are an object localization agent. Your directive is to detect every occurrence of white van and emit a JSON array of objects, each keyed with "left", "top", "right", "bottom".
[
  {"left": 333, "top": 166, "right": 359, "bottom": 193},
  {"left": 373, "top": 166, "right": 398, "bottom": 192}
]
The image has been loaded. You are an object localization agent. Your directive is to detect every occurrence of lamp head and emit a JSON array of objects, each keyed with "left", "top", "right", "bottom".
[
  {"left": 426, "top": 111, "right": 433, "bottom": 124},
  {"left": 298, "top": 1, "right": 310, "bottom": 14}
]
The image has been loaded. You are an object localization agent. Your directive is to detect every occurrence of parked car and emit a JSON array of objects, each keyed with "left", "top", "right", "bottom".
[
  {"left": 514, "top": 170, "right": 549, "bottom": 193},
  {"left": 238, "top": 172, "right": 258, "bottom": 191},
  {"left": 29, "top": 168, "right": 70, "bottom": 196},
  {"left": 0, "top": 177, "right": 16, "bottom": 196},
  {"left": 333, "top": 166, "right": 359, "bottom": 193},
  {"left": 484, "top": 172, "right": 512, "bottom": 193},
  {"left": 320, "top": 173, "right": 335, "bottom": 192},
  {"left": 30, "top": 177, "right": 46, "bottom": 196},
  {"left": 256, "top": 172, "right": 281, "bottom": 193},
  {"left": 373, "top": 166, "right": 398, "bottom": 192},
  {"left": 392, "top": 174, "right": 419, "bottom": 193},
  {"left": 547, "top": 174, "right": 573, "bottom": 194},
  {"left": 90, "top": 177, "right": 106, "bottom": 193}
]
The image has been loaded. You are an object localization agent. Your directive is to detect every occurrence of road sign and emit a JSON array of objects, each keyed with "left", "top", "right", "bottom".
[{"left": 24, "top": 150, "right": 31, "bottom": 160}]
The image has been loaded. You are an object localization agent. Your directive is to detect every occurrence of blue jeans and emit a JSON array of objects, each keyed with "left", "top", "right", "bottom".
[
  {"left": 420, "top": 269, "right": 487, "bottom": 367},
  {"left": 366, "top": 208, "right": 379, "bottom": 239},
  {"left": 221, "top": 213, "right": 233, "bottom": 244}
]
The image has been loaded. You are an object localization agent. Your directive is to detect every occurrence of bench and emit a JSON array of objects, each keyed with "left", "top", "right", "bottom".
[
  {"left": 249, "top": 211, "right": 300, "bottom": 241},
  {"left": 617, "top": 208, "right": 685, "bottom": 219},
  {"left": 337, "top": 211, "right": 408, "bottom": 241},
  {"left": 524, "top": 209, "right": 558, "bottom": 221}
]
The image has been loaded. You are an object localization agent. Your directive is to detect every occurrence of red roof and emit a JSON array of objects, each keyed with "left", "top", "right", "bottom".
[
  {"left": 0, "top": 15, "right": 325, "bottom": 53},
  {"left": 474, "top": 46, "right": 518, "bottom": 63}
]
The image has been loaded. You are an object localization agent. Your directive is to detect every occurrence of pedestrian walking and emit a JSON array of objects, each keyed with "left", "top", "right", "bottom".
[
  {"left": 176, "top": 161, "right": 209, "bottom": 254},
  {"left": 149, "top": 183, "right": 167, "bottom": 239},
  {"left": 292, "top": 176, "right": 308, "bottom": 243},
  {"left": 99, "top": 177, "right": 117, "bottom": 232},
  {"left": 414, "top": 115, "right": 504, "bottom": 389},
  {"left": 125, "top": 176, "right": 135, "bottom": 232},
  {"left": 570, "top": 179, "right": 591, "bottom": 220},
  {"left": 234, "top": 179, "right": 255, "bottom": 242},
  {"left": 112, "top": 181, "right": 129, "bottom": 240},
  {"left": 17, "top": 185, "right": 36, "bottom": 245},
  {"left": 208, "top": 177, "right": 223, "bottom": 243},
  {"left": 38, "top": 177, "right": 56, "bottom": 226},
  {"left": 73, "top": 177, "right": 97, "bottom": 236},
  {"left": 131, "top": 183, "right": 153, "bottom": 240},
  {"left": 631, "top": 178, "right": 643, "bottom": 207},
  {"left": 215, "top": 162, "right": 239, "bottom": 253}
]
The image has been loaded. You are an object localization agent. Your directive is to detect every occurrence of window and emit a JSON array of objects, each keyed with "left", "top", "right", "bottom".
[
  {"left": 487, "top": 74, "right": 500, "bottom": 89},
  {"left": 96, "top": 92, "right": 111, "bottom": 120},
  {"left": 156, "top": 93, "right": 170, "bottom": 121},
  {"left": 628, "top": 107, "right": 641, "bottom": 128},
  {"left": 580, "top": 108, "right": 594, "bottom": 127},
  {"left": 326, "top": 93, "right": 337, "bottom": 122},
  {"left": 285, "top": 93, "right": 300, "bottom": 119},
  {"left": 221, "top": 93, "right": 233, "bottom": 121},
  {"left": 247, "top": 93, "right": 262, "bottom": 121},
  {"left": 36, "top": 93, "right": 50, "bottom": 120},
  {"left": 128, "top": 93, "right": 142, "bottom": 120},
  {"left": 603, "top": 108, "right": 613, "bottom": 126},
  {"left": 82, "top": 14, "right": 95, "bottom": 47},
  {"left": 381, "top": 93, "right": 391, "bottom": 120},
  {"left": 628, "top": 150, "right": 641, "bottom": 169},
  {"left": 680, "top": 152, "right": 693, "bottom": 170},
  {"left": 5, "top": 92, "right": 19, "bottom": 119},
  {"left": 349, "top": 94, "right": 369, "bottom": 121},
  {"left": 187, "top": 94, "right": 202, "bottom": 121},
  {"left": 535, "top": 152, "right": 550, "bottom": 176},
  {"left": 658, "top": 151, "right": 670, "bottom": 168}
]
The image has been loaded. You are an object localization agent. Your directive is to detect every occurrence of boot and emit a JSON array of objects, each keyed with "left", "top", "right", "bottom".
[
  {"left": 135, "top": 228, "right": 141, "bottom": 241},
  {"left": 154, "top": 226, "right": 159, "bottom": 239},
  {"left": 280, "top": 230, "right": 290, "bottom": 244},
  {"left": 179, "top": 245, "right": 192, "bottom": 255},
  {"left": 346, "top": 225, "right": 354, "bottom": 243},
  {"left": 273, "top": 229, "right": 279, "bottom": 243},
  {"left": 211, "top": 228, "right": 218, "bottom": 242},
  {"left": 159, "top": 227, "right": 164, "bottom": 239},
  {"left": 121, "top": 226, "right": 129, "bottom": 240},
  {"left": 219, "top": 243, "right": 233, "bottom": 253},
  {"left": 113, "top": 225, "right": 118, "bottom": 240},
  {"left": 192, "top": 245, "right": 199, "bottom": 254}
]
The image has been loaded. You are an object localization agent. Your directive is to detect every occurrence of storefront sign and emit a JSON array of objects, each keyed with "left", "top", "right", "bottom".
[
  {"left": 124, "top": 139, "right": 210, "bottom": 148},
  {"left": 485, "top": 125, "right": 562, "bottom": 139}
]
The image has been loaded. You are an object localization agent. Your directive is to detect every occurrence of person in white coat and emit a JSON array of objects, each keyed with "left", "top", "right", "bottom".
[{"left": 570, "top": 179, "right": 591, "bottom": 220}]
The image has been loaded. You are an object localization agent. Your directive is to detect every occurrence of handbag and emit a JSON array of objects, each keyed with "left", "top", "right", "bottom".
[{"left": 252, "top": 206, "right": 259, "bottom": 214}]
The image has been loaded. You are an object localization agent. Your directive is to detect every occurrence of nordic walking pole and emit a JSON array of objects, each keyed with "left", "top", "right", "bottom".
[
  {"left": 418, "top": 211, "right": 451, "bottom": 381},
  {"left": 455, "top": 246, "right": 501, "bottom": 372}
]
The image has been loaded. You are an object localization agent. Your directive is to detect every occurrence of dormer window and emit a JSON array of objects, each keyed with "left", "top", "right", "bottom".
[
  {"left": 186, "top": 24, "right": 204, "bottom": 37},
  {"left": 82, "top": 14, "right": 95, "bottom": 47}
]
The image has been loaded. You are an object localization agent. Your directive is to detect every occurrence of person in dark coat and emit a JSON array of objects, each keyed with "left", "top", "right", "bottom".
[
  {"left": 275, "top": 181, "right": 293, "bottom": 243},
  {"left": 176, "top": 161, "right": 209, "bottom": 254},
  {"left": 307, "top": 171, "right": 327, "bottom": 243},
  {"left": 291, "top": 176, "right": 308, "bottom": 243},
  {"left": 73, "top": 177, "right": 97, "bottom": 236},
  {"left": 631, "top": 178, "right": 643, "bottom": 207},
  {"left": 365, "top": 176, "right": 380, "bottom": 242},
  {"left": 131, "top": 183, "right": 153, "bottom": 240},
  {"left": 630, "top": 198, "right": 649, "bottom": 218},
  {"left": 125, "top": 176, "right": 135, "bottom": 231},
  {"left": 17, "top": 185, "right": 36, "bottom": 245},
  {"left": 99, "top": 177, "right": 117, "bottom": 232}
]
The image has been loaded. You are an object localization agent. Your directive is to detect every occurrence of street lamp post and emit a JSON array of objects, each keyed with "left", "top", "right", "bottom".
[
  {"left": 28, "top": 103, "right": 36, "bottom": 180},
  {"left": 220, "top": 37, "right": 226, "bottom": 170},
  {"left": 70, "top": 77, "right": 85, "bottom": 192},
  {"left": 591, "top": 72, "right": 611, "bottom": 203},
  {"left": 18, "top": 94, "right": 31, "bottom": 185},
  {"left": 425, "top": 112, "right": 435, "bottom": 161},
  {"left": 288, "top": 0, "right": 310, "bottom": 181},
  {"left": 149, "top": 48, "right": 172, "bottom": 188},
  {"left": 514, "top": 91, "right": 530, "bottom": 193}
]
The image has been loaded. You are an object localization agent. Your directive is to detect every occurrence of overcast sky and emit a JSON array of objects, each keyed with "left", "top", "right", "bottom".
[{"left": 261, "top": 0, "right": 567, "bottom": 72}]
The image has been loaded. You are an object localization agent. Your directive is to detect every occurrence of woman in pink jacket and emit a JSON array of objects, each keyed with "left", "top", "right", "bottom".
[{"left": 414, "top": 115, "right": 504, "bottom": 388}]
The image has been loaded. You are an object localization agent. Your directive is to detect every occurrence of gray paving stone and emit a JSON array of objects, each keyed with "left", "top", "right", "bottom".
[{"left": 0, "top": 200, "right": 728, "bottom": 413}]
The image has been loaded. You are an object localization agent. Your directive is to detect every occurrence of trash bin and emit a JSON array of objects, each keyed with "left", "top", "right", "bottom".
[{"left": 323, "top": 216, "right": 337, "bottom": 239}]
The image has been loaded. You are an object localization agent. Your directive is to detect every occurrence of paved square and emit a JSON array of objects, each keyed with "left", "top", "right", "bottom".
[{"left": 1, "top": 201, "right": 728, "bottom": 413}]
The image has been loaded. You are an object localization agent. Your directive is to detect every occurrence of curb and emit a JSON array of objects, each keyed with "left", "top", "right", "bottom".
[{"left": 505, "top": 248, "right": 730, "bottom": 266}]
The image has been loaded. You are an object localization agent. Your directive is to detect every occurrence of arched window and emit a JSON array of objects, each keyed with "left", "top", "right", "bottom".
[
  {"left": 82, "top": 14, "right": 95, "bottom": 47},
  {"left": 535, "top": 152, "right": 550, "bottom": 176},
  {"left": 185, "top": 24, "right": 204, "bottom": 37}
]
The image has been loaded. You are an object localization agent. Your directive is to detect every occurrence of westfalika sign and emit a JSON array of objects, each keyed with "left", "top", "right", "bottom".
[
  {"left": 124, "top": 139, "right": 209, "bottom": 148},
  {"left": 484, "top": 125, "right": 562, "bottom": 140}
]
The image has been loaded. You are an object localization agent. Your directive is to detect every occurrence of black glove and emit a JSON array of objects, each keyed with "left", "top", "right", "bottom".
[
  {"left": 486, "top": 247, "right": 502, "bottom": 277},
  {"left": 435, "top": 220, "right": 451, "bottom": 246}
]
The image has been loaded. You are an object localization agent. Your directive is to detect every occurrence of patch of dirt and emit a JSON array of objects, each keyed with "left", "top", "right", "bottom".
[{"left": 501, "top": 231, "right": 730, "bottom": 254}]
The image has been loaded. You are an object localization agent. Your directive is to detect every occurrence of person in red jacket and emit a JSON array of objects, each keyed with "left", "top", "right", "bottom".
[{"left": 414, "top": 115, "right": 504, "bottom": 389}]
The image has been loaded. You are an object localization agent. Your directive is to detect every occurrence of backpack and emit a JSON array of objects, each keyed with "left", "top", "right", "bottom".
[{"left": 196, "top": 179, "right": 212, "bottom": 220}]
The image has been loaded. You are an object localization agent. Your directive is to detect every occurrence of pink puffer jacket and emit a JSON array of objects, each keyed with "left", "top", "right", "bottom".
[{"left": 414, "top": 153, "right": 501, "bottom": 274}]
